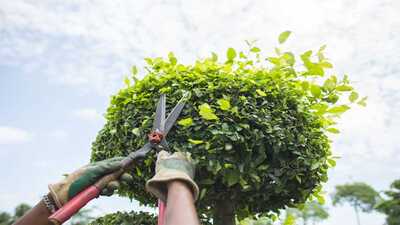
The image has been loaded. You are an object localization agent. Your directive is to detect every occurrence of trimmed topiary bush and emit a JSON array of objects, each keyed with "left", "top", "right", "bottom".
[
  {"left": 91, "top": 32, "right": 365, "bottom": 224},
  {"left": 89, "top": 211, "right": 156, "bottom": 225}
]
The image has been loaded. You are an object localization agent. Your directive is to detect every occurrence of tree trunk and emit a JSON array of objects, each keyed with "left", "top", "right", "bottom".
[
  {"left": 213, "top": 199, "right": 235, "bottom": 225},
  {"left": 353, "top": 204, "right": 361, "bottom": 225}
]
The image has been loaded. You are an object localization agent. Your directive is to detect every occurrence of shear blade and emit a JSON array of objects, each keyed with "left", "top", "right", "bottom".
[
  {"left": 164, "top": 97, "right": 186, "bottom": 136},
  {"left": 153, "top": 94, "right": 166, "bottom": 132}
]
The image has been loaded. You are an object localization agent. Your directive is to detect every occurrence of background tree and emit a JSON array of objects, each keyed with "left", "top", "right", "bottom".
[
  {"left": 376, "top": 179, "right": 400, "bottom": 225},
  {"left": 0, "top": 203, "right": 32, "bottom": 225},
  {"left": 0, "top": 203, "right": 93, "bottom": 225},
  {"left": 333, "top": 182, "right": 379, "bottom": 225},
  {"left": 0, "top": 212, "right": 12, "bottom": 225},
  {"left": 13, "top": 203, "right": 31, "bottom": 220},
  {"left": 91, "top": 32, "right": 364, "bottom": 225}
]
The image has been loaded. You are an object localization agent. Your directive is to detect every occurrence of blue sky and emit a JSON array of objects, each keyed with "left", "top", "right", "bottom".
[{"left": 0, "top": 0, "right": 399, "bottom": 224}]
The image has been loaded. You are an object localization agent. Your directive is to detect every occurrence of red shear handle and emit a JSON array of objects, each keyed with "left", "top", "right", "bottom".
[
  {"left": 49, "top": 185, "right": 101, "bottom": 225},
  {"left": 158, "top": 199, "right": 166, "bottom": 225}
]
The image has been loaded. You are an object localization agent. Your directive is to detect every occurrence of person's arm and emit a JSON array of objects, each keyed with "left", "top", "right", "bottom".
[
  {"left": 13, "top": 157, "right": 132, "bottom": 225},
  {"left": 165, "top": 181, "right": 200, "bottom": 225},
  {"left": 146, "top": 150, "right": 200, "bottom": 225},
  {"left": 13, "top": 198, "right": 53, "bottom": 225}
]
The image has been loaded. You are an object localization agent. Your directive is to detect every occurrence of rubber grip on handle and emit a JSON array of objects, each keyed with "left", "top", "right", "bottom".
[
  {"left": 49, "top": 185, "right": 101, "bottom": 225},
  {"left": 157, "top": 199, "right": 166, "bottom": 225}
]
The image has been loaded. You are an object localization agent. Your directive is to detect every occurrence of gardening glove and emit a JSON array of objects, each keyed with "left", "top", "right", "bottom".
[
  {"left": 146, "top": 150, "right": 199, "bottom": 202},
  {"left": 48, "top": 157, "right": 133, "bottom": 208}
]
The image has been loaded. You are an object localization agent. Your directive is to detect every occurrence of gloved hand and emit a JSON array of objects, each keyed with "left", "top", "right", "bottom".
[
  {"left": 146, "top": 151, "right": 199, "bottom": 202},
  {"left": 48, "top": 157, "right": 133, "bottom": 208}
]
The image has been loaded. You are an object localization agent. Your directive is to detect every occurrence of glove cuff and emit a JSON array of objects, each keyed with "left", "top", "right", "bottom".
[
  {"left": 146, "top": 169, "right": 199, "bottom": 202},
  {"left": 48, "top": 183, "right": 65, "bottom": 208}
]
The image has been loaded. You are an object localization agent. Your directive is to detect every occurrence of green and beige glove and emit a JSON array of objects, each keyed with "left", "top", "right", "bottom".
[
  {"left": 48, "top": 157, "right": 133, "bottom": 208},
  {"left": 146, "top": 151, "right": 199, "bottom": 202}
]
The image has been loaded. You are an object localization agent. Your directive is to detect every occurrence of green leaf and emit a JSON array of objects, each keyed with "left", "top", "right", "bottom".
[
  {"left": 357, "top": 96, "right": 368, "bottom": 107},
  {"left": 282, "top": 52, "right": 295, "bottom": 65},
  {"left": 319, "top": 45, "right": 327, "bottom": 52},
  {"left": 316, "top": 194, "right": 326, "bottom": 204},
  {"left": 199, "top": 188, "right": 207, "bottom": 200},
  {"left": 310, "top": 84, "right": 321, "bottom": 97},
  {"left": 198, "top": 103, "right": 219, "bottom": 120},
  {"left": 295, "top": 175, "right": 302, "bottom": 183},
  {"left": 327, "top": 158, "right": 336, "bottom": 167},
  {"left": 267, "top": 57, "right": 281, "bottom": 65},
  {"left": 250, "top": 174, "right": 261, "bottom": 183},
  {"left": 349, "top": 91, "right": 359, "bottom": 102},
  {"left": 178, "top": 117, "right": 193, "bottom": 127},
  {"left": 323, "top": 78, "right": 336, "bottom": 91},
  {"left": 168, "top": 52, "right": 177, "bottom": 65},
  {"left": 336, "top": 85, "right": 353, "bottom": 92},
  {"left": 320, "top": 61, "right": 333, "bottom": 68},
  {"left": 326, "top": 127, "right": 340, "bottom": 134},
  {"left": 227, "top": 48, "right": 237, "bottom": 61},
  {"left": 131, "top": 128, "right": 140, "bottom": 136},
  {"left": 131, "top": 66, "right": 138, "bottom": 75},
  {"left": 301, "top": 81, "right": 309, "bottom": 90},
  {"left": 188, "top": 139, "right": 204, "bottom": 144},
  {"left": 256, "top": 89, "right": 267, "bottom": 96},
  {"left": 278, "top": 30, "right": 291, "bottom": 44},
  {"left": 211, "top": 52, "right": 218, "bottom": 62},
  {"left": 225, "top": 170, "right": 240, "bottom": 187},
  {"left": 250, "top": 47, "right": 261, "bottom": 53},
  {"left": 327, "top": 105, "right": 350, "bottom": 114},
  {"left": 124, "top": 76, "right": 130, "bottom": 87},
  {"left": 275, "top": 47, "right": 281, "bottom": 55},
  {"left": 311, "top": 162, "right": 320, "bottom": 170},
  {"left": 301, "top": 50, "right": 312, "bottom": 61},
  {"left": 217, "top": 99, "right": 231, "bottom": 111}
]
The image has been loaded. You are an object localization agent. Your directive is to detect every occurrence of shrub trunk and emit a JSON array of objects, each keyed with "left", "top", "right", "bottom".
[{"left": 213, "top": 199, "right": 235, "bottom": 225}]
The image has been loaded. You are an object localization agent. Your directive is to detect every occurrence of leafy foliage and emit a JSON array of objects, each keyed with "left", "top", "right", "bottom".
[
  {"left": 376, "top": 179, "right": 400, "bottom": 225},
  {"left": 239, "top": 216, "right": 273, "bottom": 225},
  {"left": 89, "top": 211, "right": 212, "bottom": 225},
  {"left": 91, "top": 32, "right": 363, "bottom": 219},
  {"left": 281, "top": 209, "right": 297, "bottom": 225},
  {"left": 89, "top": 211, "right": 156, "bottom": 225}
]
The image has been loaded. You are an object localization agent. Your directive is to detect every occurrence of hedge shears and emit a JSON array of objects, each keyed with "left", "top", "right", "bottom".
[{"left": 49, "top": 93, "right": 188, "bottom": 225}]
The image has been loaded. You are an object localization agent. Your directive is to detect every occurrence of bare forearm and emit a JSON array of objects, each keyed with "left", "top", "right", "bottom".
[
  {"left": 165, "top": 181, "right": 200, "bottom": 225},
  {"left": 13, "top": 199, "right": 53, "bottom": 225}
]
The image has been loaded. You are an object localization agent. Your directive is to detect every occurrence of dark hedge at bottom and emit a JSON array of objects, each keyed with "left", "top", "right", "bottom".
[{"left": 89, "top": 211, "right": 156, "bottom": 225}]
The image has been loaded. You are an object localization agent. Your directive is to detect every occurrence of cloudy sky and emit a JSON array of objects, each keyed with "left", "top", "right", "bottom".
[{"left": 0, "top": 0, "right": 399, "bottom": 224}]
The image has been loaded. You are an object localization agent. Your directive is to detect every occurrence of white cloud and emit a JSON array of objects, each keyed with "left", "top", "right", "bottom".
[
  {"left": 73, "top": 108, "right": 103, "bottom": 122},
  {"left": 0, "top": 0, "right": 399, "bottom": 95},
  {"left": 0, "top": 126, "right": 32, "bottom": 144}
]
